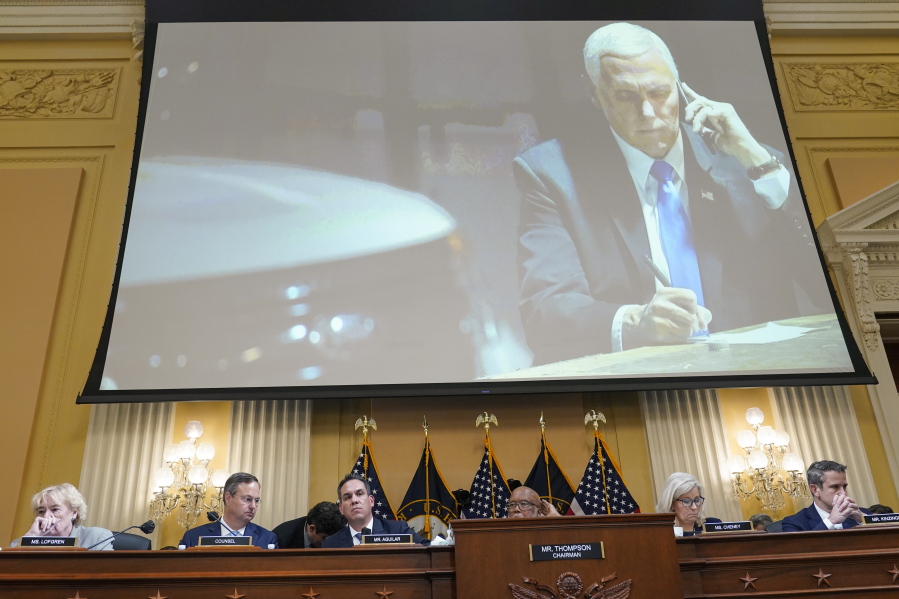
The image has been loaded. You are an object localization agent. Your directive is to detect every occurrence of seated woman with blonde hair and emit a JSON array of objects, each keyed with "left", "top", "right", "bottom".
[
  {"left": 656, "top": 472, "right": 720, "bottom": 536},
  {"left": 11, "top": 483, "right": 114, "bottom": 550}
]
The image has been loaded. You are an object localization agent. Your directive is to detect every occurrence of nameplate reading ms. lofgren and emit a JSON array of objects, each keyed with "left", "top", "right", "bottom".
[
  {"left": 703, "top": 521, "right": 752, "bottom": 533},
  {"left": 361, "top": 533, "right": 414, "bottom": 545},
  {"left": 21, "top": 536, "right": 77, "bottom": 547},
  {"left": 529, "top": 542, "right": 604, "bottom": 562},
  {"left": 198, "top": 535, "right": 252, "bottom": 546},
  {"left": 864, "top": 513, "right": 899, "bottom": 525}
]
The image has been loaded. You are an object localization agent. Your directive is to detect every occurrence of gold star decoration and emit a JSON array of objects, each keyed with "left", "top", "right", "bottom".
[
  {"left": 812, "top": 568, "right": 832, "bottom": 587},
  {"left": 225, "top": 589, "right": 246, "bottom": 599},
  {"left": 888, "top": 564, "right": 899, "bottom": 584},
  {"left": 148, "top": 592, "right": 168, "bottom": 599},
  {"left": 375, "top": 586, "right": 394, "bottom": 598},
  {"left": 739, "top": 571, "right": 758, "bottom": 591},
  {"left": 302, "top": 587, "right": 320, "bottom": 599},
  {"left": 68, "top": 593, "right": 86, "bottom": 599}
]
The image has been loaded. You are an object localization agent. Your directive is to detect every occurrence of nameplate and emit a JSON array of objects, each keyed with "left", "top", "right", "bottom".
[
  {"left": 529, "top": 542, "right": 604, "bottom": 562},
  {"left": 198, "top": 535, "right": 252, "bottom": 546},
  {"left": 361, "top": 534, "right": 413, "bottom": 545},
  {"left": 703, "top": 521, "right": 752, "bottom": 533},
  {"left": 20, "top": 536, "right": 77, "bottom": 547},
  {"left": 864, "top": 513, "right": 899, "bottom": 525}
]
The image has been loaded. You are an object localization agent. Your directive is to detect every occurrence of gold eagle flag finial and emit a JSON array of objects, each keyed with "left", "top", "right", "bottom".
[
  {"left": 584, "top": 410, "right": 607, "bottom": 431},
  {"left": 475, "top": 412, "right": 498, "bottom": 434},
  {"left": 354, "top": 415, "right": 377, "bottom": 442}
]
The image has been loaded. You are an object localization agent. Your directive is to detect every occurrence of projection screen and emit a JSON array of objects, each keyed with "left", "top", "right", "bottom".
[{"left": 79, "top": 8, "right": 873, "bottom": 402}]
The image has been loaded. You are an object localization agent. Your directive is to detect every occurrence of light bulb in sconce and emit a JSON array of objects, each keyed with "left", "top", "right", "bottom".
[
  {"left": 748, "top": 450, "right": 769, "bottom": 470},
  {"left": 745, "top": 407, "right": 765, "bottom": 426},
  {"left": 774, "top": 430, "right": 790, "bottom": 447},
  {"left": 154, "top": 467, "right": 175, "bottom": 489},
  {"left": 783, "top": 452, "right": 804, "bottom": 472},
  {"left": 184, "top": 420, "right": 204, "bottom": 440},
  {"left": 163, "top": 443, "right": 181, "bottom": 463},
  {"left": 211, "top": 469, "right": 229, "bottom": 488},
  {"left": 757, "top": 426, "right": 777, "bottom": 446},
  {"left": 727, "top": 455, "right": 746, "bottom": 474},
  {"left": 178, "top": 440, "right": 196, "bottom": 460},
  {"left": 196, "top": 442, "right": 215, "bottom": 461},
  {"left": 737, "top": 429, "right": 756, "bottom": 449},
  {"left": 188, "top": 465, "right": 208, "bottom": 485}
]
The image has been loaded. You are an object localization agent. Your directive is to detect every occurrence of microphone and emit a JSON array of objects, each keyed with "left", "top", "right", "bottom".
[
  {"left": 85, "top": 520, "right": 156, "bottom": 550},
  {"left": 206, "top": 510, "right": 238, "bottom": 536}
]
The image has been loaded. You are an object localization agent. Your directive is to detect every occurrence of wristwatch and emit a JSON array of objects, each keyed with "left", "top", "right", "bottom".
[{"left": 747, "top": 154, "right": 782, "bottom": 181}]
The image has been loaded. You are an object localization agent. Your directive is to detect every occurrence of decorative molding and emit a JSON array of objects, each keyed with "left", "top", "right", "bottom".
[
  {"left": 764, "top": 1, "right": 899, "bottom": 33},
  {"left": 782, "top": 62, "right": 899, "bottom": 111},
  {"left": 842, "top": 243, "right": 881, "bottom": 350},
  {"left": 872, "top": 277, "right": 899, "bottom": 300},
  {"left": 0, "top": 68, "right": 118, "bottom": 118},
  {"left": 0, "top": 1, "right": 144, "bottom": 41}
]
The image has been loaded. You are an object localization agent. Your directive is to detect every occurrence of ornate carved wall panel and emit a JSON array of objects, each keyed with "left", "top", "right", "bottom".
[{"left": 782, "top": 62, "right": 899, "bottom": 111}]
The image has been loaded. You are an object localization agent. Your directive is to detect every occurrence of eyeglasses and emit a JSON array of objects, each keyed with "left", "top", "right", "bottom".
[
  {"left": 507, "top": 500, "right": 537, "bottom": 511},
  {"left": 235, "top": 495, "right": 261, "bottom": 506},
  {"left": 674, "top": 496, "right": 705, "bottom": 508}
]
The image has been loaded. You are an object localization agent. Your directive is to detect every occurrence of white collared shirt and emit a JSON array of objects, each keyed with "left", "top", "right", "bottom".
[
  {"left": 814, "top": 502, "right": 842, "bottom": 530},
  {"left": 608, "top": 127, "right": 790, "bottom": 351},
  {"left": 221, "top": 523, "right": 247, "bottom": 536},
  {"left": 350, "top": 517, "right": 375, "bottom": 546}
]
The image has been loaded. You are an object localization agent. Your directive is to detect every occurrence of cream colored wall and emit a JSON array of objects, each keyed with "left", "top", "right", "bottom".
[
  {"left": 3, "top": 37, "right": 143, "bottom": 544},
  {"left": 5, "top": 12, "right": 899, "bottom": 548}
]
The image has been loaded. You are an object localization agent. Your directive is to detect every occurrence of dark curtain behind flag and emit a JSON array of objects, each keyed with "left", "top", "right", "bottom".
[
  {"left": 462, "top": 437, "right": 511, "bottom": 518},
  {"left": 571, "top": 432, "right": 640, "bottom": 515},
  {"left": 352, "top": 438, "right": 396, "bottom": 520},
  {"left": 524, "top": 434, "right": 577, "bottom": 515},
  {"left": 397, "top": 437, "right": 458, "bottom": 540}
]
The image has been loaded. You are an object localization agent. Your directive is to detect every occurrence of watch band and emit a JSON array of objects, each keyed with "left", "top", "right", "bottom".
[{"left": 747, "top": 155, "right": 781, "bottom": 181}]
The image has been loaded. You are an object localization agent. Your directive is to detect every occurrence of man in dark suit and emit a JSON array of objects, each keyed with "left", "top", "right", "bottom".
[
  {"left": 273, "top": 500, "right": 344, "bottom": 549},
  {"left": 515, "top": 22, "right": 818, "bottom": 365},
  {"left": 782, "top": 460, "right": 868, "bottom": 532},
  {"left": 179, "top": 472, "right": 278, "bottom": 548},
  {"left": 322, "top": 473, "right": 427, "bottom": 548}
]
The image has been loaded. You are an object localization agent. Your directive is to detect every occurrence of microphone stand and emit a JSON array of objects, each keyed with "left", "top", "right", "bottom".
[{"left": 85, "top": 520, "right": 155, "bottom": 550}]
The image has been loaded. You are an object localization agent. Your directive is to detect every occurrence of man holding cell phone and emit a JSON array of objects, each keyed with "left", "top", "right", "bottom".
[{"left": 514, "top": 22, "right": 812, "bottom": 365}]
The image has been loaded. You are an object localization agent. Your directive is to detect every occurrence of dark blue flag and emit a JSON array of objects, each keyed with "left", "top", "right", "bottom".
[
  {"left": 524, "top": 433, "right": 577, "bottom": 515},
  {"left": 397, "top": 438, "right": 458, "bottom": 540},
  {"left": 351, "top": 438, "right": 396, "bottom": 520}
]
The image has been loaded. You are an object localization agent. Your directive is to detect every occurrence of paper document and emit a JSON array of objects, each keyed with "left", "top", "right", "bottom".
[{"left": 711, "top": 322, "right": 814, "bottom": 345}]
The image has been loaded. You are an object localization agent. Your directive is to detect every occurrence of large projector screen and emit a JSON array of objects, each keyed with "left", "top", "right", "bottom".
[{"left": 80, "top": 7, "right": 873, "bottom": 402}]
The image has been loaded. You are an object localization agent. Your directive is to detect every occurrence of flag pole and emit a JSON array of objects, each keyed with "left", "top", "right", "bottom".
[
  {"left": 476, "top": 412, "right": 498, "bottom": 518},
  {"left": 584, "top": 410, "right": 609, "bottom": 514},
  {"left": 540, "top": 413, "right": 554, "bottom": 508},
  {"left": 354, "top": 415, "right": 377, "bottom": 474},
  {"left": 423, "top": 416, "right": 431, "bottom": 538}
]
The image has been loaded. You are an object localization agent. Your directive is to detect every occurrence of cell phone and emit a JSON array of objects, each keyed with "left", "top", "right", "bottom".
[{"left": 677, "top": 80, "right": 717, "bottom": 154}]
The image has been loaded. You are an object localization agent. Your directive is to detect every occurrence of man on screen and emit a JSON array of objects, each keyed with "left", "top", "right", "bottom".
[{"left": 515, "top": 22, "right": 815, "bottom": 365}]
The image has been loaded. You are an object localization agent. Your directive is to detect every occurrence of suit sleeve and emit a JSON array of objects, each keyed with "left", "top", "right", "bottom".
[
  {"left": 514, "top": 152, "right": 624, "bottom": 364},
  {"left": 178, "top": 529, "right": 194, "bottom": 548},
  {"left": 389, "top": 519, "right": 429, "bottom": 546}
]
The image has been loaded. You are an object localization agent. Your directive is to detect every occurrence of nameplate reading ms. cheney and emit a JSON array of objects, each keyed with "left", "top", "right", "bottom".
[
  {"left": 529, "top": 542, "right": 604, "bottom": 562},
  {"left": 703, "top": 521, "right": 752, "bottom": 533},
  {"left": 198, "top": 535, "right": 252, "bottom": 546},
  {"left": 20, "top": 536, "right": 77, "bottom": 547}
]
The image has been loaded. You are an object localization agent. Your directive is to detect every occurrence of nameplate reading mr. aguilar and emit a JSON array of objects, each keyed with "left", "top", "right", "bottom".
[
  {"left": 361, "top": 534, "right": 413, "bottom": 545},
  {"left": 864, "top": 513, "right": 899, "bottom": 525},
  {"left": 21, "top": 536, "right": 77, "bottom": 547},
  {"left": 198, "top": 535, "right": 252, "bottom": 546},
  {"left": 529, "top": 542, "right": 604, "bottom": 562},
  {"left": 703, "top": 521, "right": 752, "bottom": 533}
]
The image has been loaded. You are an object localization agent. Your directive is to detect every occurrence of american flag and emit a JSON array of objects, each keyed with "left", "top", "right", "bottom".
[
  {"left": 570, "top": 434, "right": 640, "bottom": 515},
  {"left": 462, "top": 440, "right": 511, "bottom": 519},
  {"left": 351, "top": 438, "right": 396, "bottom": 520}
]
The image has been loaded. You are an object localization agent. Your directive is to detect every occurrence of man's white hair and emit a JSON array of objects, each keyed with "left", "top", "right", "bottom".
[{"left": 583, "top": 22, "right": 679, "bottom": 88}]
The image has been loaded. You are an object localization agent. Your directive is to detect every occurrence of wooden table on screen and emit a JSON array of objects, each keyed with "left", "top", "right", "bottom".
[
  {"left": 488, "top": 314, "right": 848, "bottom": 379},
  {"left": 677, "top": 526, "right": 899, "bottom": 597},
  {"left": 452, "top": 513, "right": 684, "bottom": 598}
]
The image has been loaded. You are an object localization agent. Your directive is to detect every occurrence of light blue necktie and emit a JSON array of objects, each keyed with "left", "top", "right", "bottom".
[{"left": 650, "top": 160, "right": 705, "bottom": 308}]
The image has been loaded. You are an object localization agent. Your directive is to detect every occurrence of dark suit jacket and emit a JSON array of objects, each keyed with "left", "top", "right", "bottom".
[
  {"left": 179, "top": 521, "right": 279, "bottom": 548},
  {"left": 781, "top": 504, "right": 869, "bottom": 532},
  {"left": 321, "top": 517, "right": 428, "bottom": 548},
  {"left": 682, "top": 516, "right": 722, "bottom": 537},
  {"left": 272, "top": 516, "right": 308, "bottom": 549},
  {"left": 514, "top": 124, "right": 818, "bottom": 365}
]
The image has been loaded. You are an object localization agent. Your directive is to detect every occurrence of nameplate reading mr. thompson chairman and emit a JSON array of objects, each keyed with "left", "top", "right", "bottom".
[{"left": 529, "top": 542, "right": 604, "bottom": 562}]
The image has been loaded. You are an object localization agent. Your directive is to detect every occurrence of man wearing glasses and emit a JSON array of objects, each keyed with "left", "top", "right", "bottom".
[
  {"left": 506, "top": 486, "right": 562, "bottom": 518},
  {"left": 179, "top": 472, "right": 279, "bottom": 548}
]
